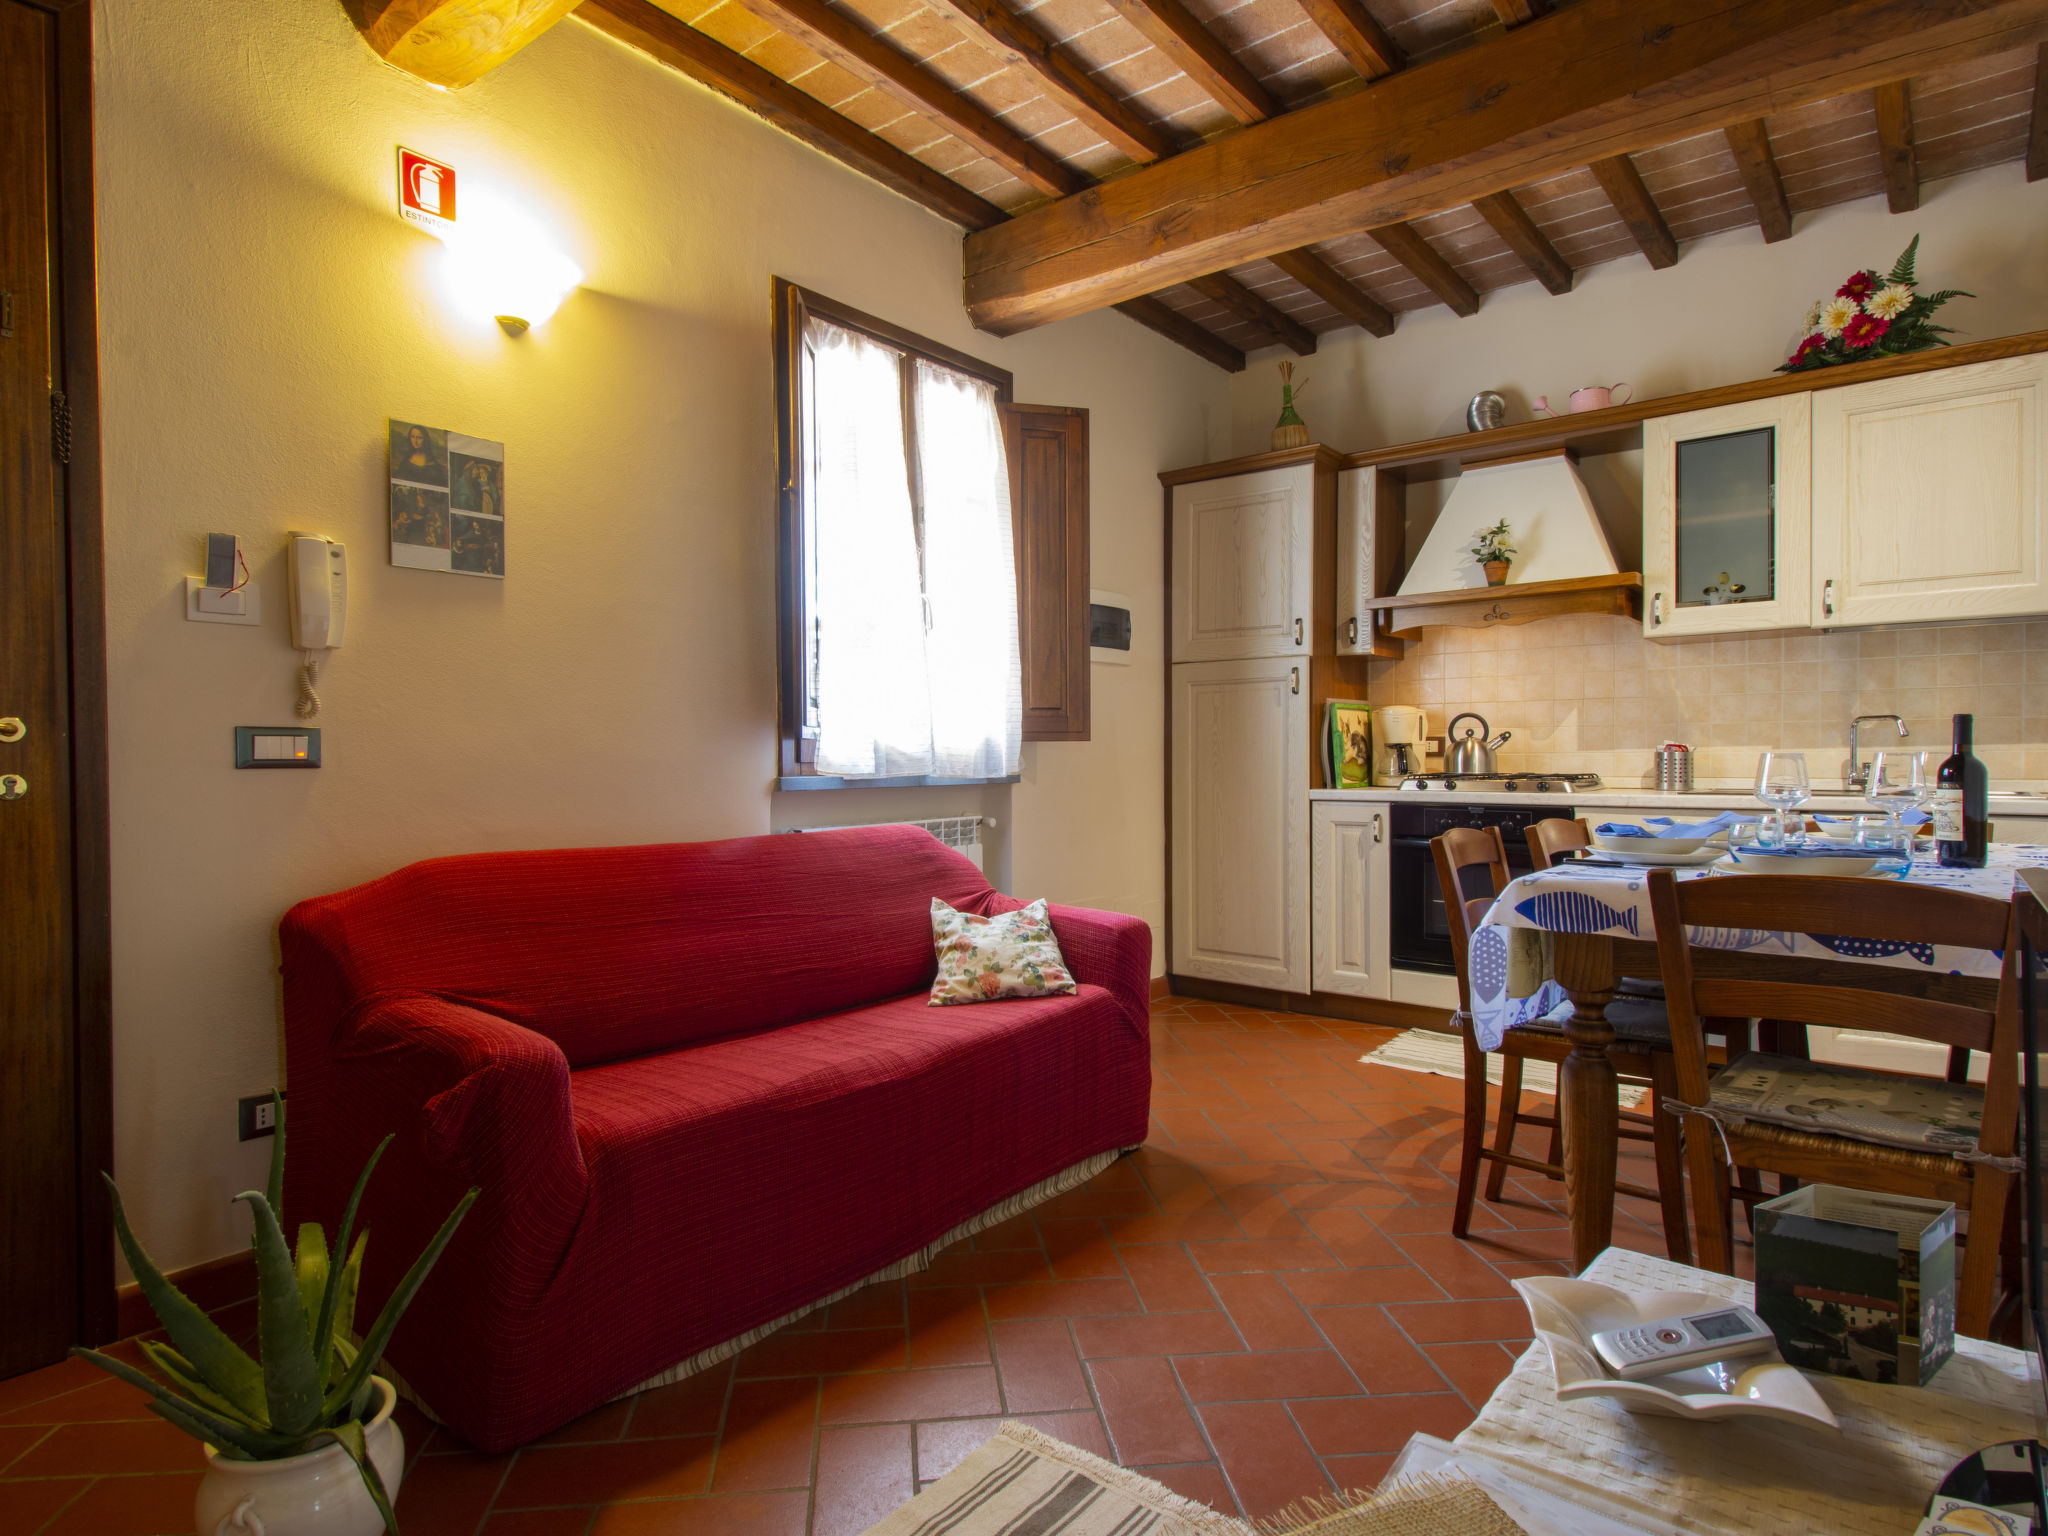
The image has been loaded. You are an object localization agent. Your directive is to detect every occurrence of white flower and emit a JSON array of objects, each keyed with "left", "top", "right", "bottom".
[
  {"left": 1818, "top": 296, "right": 1858, "bottom": 338},
  {"left": 1804, "top": 301, "right": 1823, "bottom": 330},
  {"left": 1866, "top": 282, "right": 1913, "bottom": 320}
]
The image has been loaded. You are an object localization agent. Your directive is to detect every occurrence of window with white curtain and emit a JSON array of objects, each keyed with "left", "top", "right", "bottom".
[{"left": 787, "top": 308, "right": 1023, "bottom": 782}]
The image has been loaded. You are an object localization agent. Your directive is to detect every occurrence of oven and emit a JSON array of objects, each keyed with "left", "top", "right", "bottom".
[{"left": 1388, "top": 802, "right": 1567, "bottom": 974}]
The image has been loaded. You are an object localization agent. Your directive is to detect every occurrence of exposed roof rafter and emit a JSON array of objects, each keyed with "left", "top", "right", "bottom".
[
  {"left": 1723, "top": 118, "right": 1793, "bottom": 242},
  {"left": 1268, "top": 248, "right": 1395, "bottom": 336},
  {"left": 1470, "top": 190, "right": 1572, "bottom": 294},
  {"left": 1370, "top": 221, "right": 1479, "bottom": 315},
  {"left": 1187, "top": 273, "right": 1318, "bottom": 354},
  {"left": 1873, "top": 79, "right": 1921, "bottom": 211},
  {"left": 2031, "top": 42, "right": 2048, "bottom": 179},
  {"left": 1588, "top": 154, "right": 1678, "bottom": 270},
  {"left": 1114, "top": 296, "right": 1248, "bottom": 370},
  {"left": 1097, "top": 0, "right": 1279, "bottom": 122},
  {"left": 1294, "top": 0, "right": 1404, "bottom": 79}
]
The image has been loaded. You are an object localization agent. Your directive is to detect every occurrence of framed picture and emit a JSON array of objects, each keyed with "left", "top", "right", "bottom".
[
  {"left": 390, "top": 419, "right": 504, "bottom": 578},
  {"left": 1327, "top": 700, "right": 1371, "bottom": 789}
]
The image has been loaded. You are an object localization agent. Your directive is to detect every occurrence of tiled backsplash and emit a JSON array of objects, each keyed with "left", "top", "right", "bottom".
[{"left": 1366, "top": 613, "right": 2048, "bottom": 788}]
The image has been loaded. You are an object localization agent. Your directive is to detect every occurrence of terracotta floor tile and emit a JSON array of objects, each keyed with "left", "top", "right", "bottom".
[
  {"left": 1073, "top": 1311, "right": 1243, "bottom": 1361},
  {"left": 628, "top": 1361, "right": 734, "bottom": 1440},
  {"left": 1299, "top": 1208, "right": 1406, "bottom": 1268},
  {"left": 0, "top": 1425, "right": 50, "bottom": 1473},
  {"left": 0, "top": 1375, "right": 156, "bottom": 1428},
  {"left": 1142, "top": 1460, "right": 1242, "bottom": 1516},
  {"left": 0, "top": 1358, "right": 101, "bottom": 1419},
  {"left": 482, "top": 1508, "right": 597, "bottom": 1535},
  {"left": 974, "top": 1212, "right": 1049, "bottom": 1251},
  {"left": 499, "top": 1437, "right": 715, "bottom": 1508},
  {"left": 811, "top": 1422, "right": 914, "bottom": 1536},
  {"left": 399, "top": 1448, "right": 517, "bottom": 1528},
  {"left": 1098, "top": 1212, "right": 1243, "bottom": 1244},
  {"left": 0, "top": 1475, "right": 87, "bottom": 1533},
  {"left": 1206, "top": 1273, "right": 1324, "bottom": 1352},
  {"left": 535, "top": 1398, "right": 635, "bottom": 1445},
  {"left": 913, "top": 1414, "right": 1109, "bottom": 1485},
  {"left": 1117, "top": 1243, "right": 1217, "bottom": 1313},
  {"left": 1187, "top": 1239, "right": 1339, "bottom": 1274},
  {"left": 826, "top": 1281, "right": 908, "bottom": 1331},
  {"left": 1088, "top": 1357, "right": 1209, "bottom": 1466},
  {"left": 1311, "top": 1308, "right": 1450, "bottom": 1396},
  {"left": 1383, "top": 1299, "right": 1535, "bottom": 1346},
  {"left": 738, "top": 1326, "right": 907, "bottom": 1379},
  {"left": 712, "top": 1378, "right": 819, "bottom": 1491},
  {"left": 1282, "top": 1265, "right": 1445, "bottom": 1308},
  {"left": 981, "top": 1278, "right": 1141, "bottom": 1320},
  {"left": 38, "top": 1471, "right": 202, "bottom": 1536},
  {"left": 586, "top": 1490, "right": 809, "bottom": 1534},
  {"left": 1175, "top": 1349, "right": 1358, "bottom": 1403},
  {"left": 990, "top": 1319, "right": 1092, "bottom": 1414},
  {"left": 819, "top": 1366, "right": 1001, "bottom": 1425},
  {"left": 10, "top": 1419, "right": 201, "bottom": 1478},
  {"left": 908, "top": 1246, "right": 1053, "bottom": 1290},
  {"left": 1279, "top": 1179, "right": 1410, "bottom": 1211},
  {"left": 1322, "top": 1453, "right": 1398, "bottom": 1492},
  {"left": 1425, "top": 1341, "right": 1521, "bottom": 1412},
  {"left": 1010, "top": 1411, "right": 1114, "bottom": 1462},
  {"left": 1198, "top": 1399, "right": 1332, "bottom": 1521},
  {"left": 1390, "top": 1232, "right": 1522, "bottom": 1298},
  {"left": 1289, "top": 1393, "right": 1474, "bottom": 1457},
  {"left": 1037, "top": 1220, "right": 1127, "bottom": 1281},
  {"left": 904, "top": 1288, "right": 992, "bottom": 1369}
]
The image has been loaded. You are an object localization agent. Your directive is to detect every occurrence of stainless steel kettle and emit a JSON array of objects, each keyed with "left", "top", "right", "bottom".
[{"left": 1447, "top": 712, "right": 1512, "bottom": 776}]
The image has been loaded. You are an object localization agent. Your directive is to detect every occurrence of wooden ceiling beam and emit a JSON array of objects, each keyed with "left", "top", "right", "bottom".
[
  {"left": 963, "top": 0, "right": 2048, "bottom": 334},
  {"left": 1098, "top": 0, "right": 1279, "bottom": 122},
  {"left": 1588, "top": 154, "right": 1677, "bottom": 269},
  {"left": 1187, "top": 273, "right": 1318, "bottom": 354},
  {"left": 1369, "top": 221, "right": 1478, "bottom": 315},
  {"left": 1268, "top": 248, "right": 1394, "bottom": 336},
  {"left": 917, "top": 0, "right": 1180, "bottom": 163},
  {"left": 1470, "top": 190, "right": 1571, "bottom": 294},
  {"left": 1873, "top": 79, "right": 1920, "bottom": 212},
  {"left": 1723, "top": 118, "right": 1792, "bottom": 242},
  {"left": 2031, "top": 43, "right": 2048, "bottom": 179},
  {"left": 1115, "top": 296, "right": 1248, "bottom": 371},
  {"left": 1487, "top": 0, "right": 1542, "bottom": 24},
  {"left": 580, "top": 0, "right": 1006, "bottom": 229},
  {"left": 740, "top": 0, "right": 1089, "bottom": 197},
  {"left": 1294, "top": 0, "right": 1404, "bottom": 80},
  {"left": 345, "top": 0, "right": 580, "bottom": 87}
]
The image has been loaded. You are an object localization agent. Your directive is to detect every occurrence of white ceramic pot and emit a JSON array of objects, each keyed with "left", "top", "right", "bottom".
[{"left": 194, "top": 1378, "right": 405, "bottom": 1536}]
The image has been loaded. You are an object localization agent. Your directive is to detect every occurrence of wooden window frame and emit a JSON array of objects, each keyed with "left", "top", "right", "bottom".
[{"left": 772, "top": 278, "right": 1018, "bottom": 787}]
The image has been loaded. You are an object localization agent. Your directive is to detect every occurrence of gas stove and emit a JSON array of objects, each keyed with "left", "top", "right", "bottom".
[{"left": 1396, "top": 771, "right": 1604, "bottom": 794}]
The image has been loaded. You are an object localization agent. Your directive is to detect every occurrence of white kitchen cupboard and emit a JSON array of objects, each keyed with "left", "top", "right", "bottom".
[
  {"left": 1334, "top": 465, "right": 1402, "bottom": 655},
  {"left": 1642, "top": 394, "right": 1812, "bottom": 636},
  {"left": 1169, "top": 657, "right": 1309, "bottom": 990},
  {"left": 1310, "top": 800, "right": 1391, "bottom": 998},
  {"left": 1170, "top": 464, "right": 1315, "bottom": 662},
  {"left": 1811, "top": 354, "right": 2048, "bottom": 627}
]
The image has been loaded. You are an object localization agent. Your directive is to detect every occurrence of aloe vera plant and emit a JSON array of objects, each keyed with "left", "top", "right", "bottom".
[{"left": 74, "top": 1096, "right": 477, "bottom": 1533}]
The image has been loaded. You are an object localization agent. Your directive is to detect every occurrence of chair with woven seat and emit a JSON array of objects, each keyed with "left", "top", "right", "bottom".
[
  {"left": 1645, "top": 868, "right": 2020, "bottom": 1336},
  {"left": 1525, "top": 816, "right": 1592, "bottom": 871},
  {"left": 1434, "top": 827, "right": 1690, "bottom": 1260}
]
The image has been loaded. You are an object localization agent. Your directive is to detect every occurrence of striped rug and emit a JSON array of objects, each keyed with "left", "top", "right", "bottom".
[
  {"left": 859, "top": 1421, "right": 1247, "bottom": 1536},
  {"left": 1360, "top": 1028, "right": 1646, "bottom": 1110}
]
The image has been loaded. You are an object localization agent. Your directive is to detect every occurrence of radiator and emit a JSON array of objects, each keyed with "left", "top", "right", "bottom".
[{"left": 786, "top": 816, "right": 992, "bottom": 871}]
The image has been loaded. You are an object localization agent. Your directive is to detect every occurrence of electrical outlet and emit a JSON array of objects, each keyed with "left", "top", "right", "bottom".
[{"left": 238, "top": 1092, "right": 283, "bottom": 1141}]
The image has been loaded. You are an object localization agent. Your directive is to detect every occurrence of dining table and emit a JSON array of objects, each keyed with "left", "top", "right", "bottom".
[{"left": 1464, "top": 842, "right": 2048, "bottom": 1271}]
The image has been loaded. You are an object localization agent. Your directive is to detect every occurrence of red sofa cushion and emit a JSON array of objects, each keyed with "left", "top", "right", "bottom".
[{"left": 284, "top": 826, "right": 993, "bottom": 1067}]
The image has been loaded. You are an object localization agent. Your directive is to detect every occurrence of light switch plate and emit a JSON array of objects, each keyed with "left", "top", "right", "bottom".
[
  {"left": 187, "top": 576, "right": 261, "bottom": 626},
  {"left": 235, "top": 726, "right": 320, "bottom": 768}
]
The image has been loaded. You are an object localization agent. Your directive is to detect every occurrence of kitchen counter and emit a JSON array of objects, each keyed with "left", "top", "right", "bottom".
[{"left": 1312, "top": 784, "right": 2048, "bottom": 821}]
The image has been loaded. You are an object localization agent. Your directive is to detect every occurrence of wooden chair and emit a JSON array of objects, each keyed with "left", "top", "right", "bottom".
[
  {"left": 1524, "top": 816, "right": 1591, "bottom": 870},
  {"left": 1434, "top": 827, "right": 1691, "bottom": 1261},
  {"left": 1646, "top": 868, "right": 2020, "bottom": 1337}
]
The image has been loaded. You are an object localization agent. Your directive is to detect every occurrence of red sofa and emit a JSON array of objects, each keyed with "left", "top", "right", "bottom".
[{"left": 279, "top": 826, "right": 1151, "bottom": 1450}]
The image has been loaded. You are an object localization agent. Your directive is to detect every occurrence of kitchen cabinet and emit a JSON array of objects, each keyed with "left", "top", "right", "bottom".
[
  {"left": 1170, "top": 657, "right": 1309, "bottom": 990},
  {"left": 1995, "top": 814, "right": 2048, "bottom": 844},
  {"left": 1811, "top": 354, "right": 2048, "bottom": 627},
  {"left": 1171, "top": 464, "right": 1315, "bottom": 662},
  {"left": 1310, "top": 800, "right": 1391, "bottom": 998},
  {"left": 1335, "top": 465, "right": 1402, "bottom": 655},
  {"left": 1643, "top": 394, "right": 1811, "bottom": 636}
]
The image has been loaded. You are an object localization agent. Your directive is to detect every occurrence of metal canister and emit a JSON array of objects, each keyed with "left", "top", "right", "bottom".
[{"left": 1654, "top": 742, "right": 1693, "bottom": 792}]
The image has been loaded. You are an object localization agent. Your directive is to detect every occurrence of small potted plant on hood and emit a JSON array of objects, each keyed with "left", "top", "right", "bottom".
[
  {"left": 74, "top": 1097, "right": 477, "bottom": 1536},
  {"left": 1472, "top": 520, "right": 1516, "bottom": 586}
]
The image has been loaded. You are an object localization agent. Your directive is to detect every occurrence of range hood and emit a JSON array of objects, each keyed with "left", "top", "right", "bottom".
[{"left": 1397, "top": 449, "right": 1620, "bottom": 595}]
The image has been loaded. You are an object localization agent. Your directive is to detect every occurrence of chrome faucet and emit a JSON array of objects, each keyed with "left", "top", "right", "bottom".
[{"left": 1848, "top": 714, "right": 1909, "bottom": 789}]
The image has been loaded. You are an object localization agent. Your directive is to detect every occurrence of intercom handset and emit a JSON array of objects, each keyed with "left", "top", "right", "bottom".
[{"left": 285, "top": 534, "right": 346, "bottom": 717}]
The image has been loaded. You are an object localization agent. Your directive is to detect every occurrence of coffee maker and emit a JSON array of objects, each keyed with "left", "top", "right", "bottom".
[{"left": 1373, "top": 706, "right": 1428, "bottom": 785}]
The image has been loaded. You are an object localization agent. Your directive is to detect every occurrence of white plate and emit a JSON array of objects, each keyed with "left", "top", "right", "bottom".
[
  {"left": 1591, "top": 830, "right": 1712, "bottom": 856},
  {"left": 1713, "top": 851, "right": 1881, "bottom": 877},
  {"left": 1582, "top": 845, "right": 1725, "bottom": 868},
  {"left": 1513, "top": 1276, "right": 1839, "bottom": 1430}
]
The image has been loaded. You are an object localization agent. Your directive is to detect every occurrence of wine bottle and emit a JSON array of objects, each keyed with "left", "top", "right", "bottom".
[{"left": 1934, "top": 713, "right": 1988, "bottom": 869}]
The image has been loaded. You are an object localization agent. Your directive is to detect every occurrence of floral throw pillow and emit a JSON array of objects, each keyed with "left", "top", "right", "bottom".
[{"left": 928, "top": 898, "right": 1078, "bottom": 1006}]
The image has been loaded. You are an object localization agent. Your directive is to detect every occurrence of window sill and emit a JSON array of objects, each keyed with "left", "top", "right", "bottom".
[{"left": 775, "top": 773, "right": 1020, "bottom": 791}]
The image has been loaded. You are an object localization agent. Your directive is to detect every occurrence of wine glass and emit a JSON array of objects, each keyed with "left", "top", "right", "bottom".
[
  {"left": 1864, "top": 748, "right": 1920, "bottom": 842},
  {"left": 1754, "top": 751, "right": 1810, "bottom": 847}
]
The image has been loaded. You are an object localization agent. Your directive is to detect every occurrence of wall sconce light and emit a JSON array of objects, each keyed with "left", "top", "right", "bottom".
[{"left": 438, "top": 186, "right": 583, "bottom": 336}]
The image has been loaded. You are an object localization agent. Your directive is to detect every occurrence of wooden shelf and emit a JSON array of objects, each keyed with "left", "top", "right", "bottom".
[{"left": 1366, "top": 572, "right": 1642, "bottom": 638}]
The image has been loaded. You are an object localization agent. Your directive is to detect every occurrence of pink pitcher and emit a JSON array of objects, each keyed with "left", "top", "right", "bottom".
[{"left": 1532, "top": 383, "right": 1633, "bottom": 417}]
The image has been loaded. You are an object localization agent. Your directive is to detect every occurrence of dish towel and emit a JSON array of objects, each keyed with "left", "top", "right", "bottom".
[{"left": 1594, "top": 812, "right": 1757, "bottom": 839}]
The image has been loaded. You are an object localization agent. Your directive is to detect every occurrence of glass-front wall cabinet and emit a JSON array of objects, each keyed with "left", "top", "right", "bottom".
[{"left": 1644, "top": 394, "right": 1811, "bottom": 636}]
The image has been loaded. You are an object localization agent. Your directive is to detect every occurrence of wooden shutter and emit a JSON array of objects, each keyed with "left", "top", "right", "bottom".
[{"left": 1003, "top": 404, "right": 1090, "bottom": 741}]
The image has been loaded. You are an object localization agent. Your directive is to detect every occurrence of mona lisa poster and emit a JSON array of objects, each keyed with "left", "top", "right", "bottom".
[{"left": 389, "top": 418, "right": 504, "bottom": 579}]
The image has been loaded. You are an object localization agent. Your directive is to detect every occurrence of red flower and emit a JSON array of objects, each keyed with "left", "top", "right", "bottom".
[
  {"left": 1789, "top": 333, "right": 1827, "bottom": 364},
  {"left": 1841, "top": 311, "right": 1890, "bottom": 349},
  {"left": 1837, "top": 271, "right": 1877, "bottom": 302}
]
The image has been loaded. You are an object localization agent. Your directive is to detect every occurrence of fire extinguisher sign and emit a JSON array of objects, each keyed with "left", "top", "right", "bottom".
[{"left": 397, "top": 147, "right": 456, "bottom": 233}]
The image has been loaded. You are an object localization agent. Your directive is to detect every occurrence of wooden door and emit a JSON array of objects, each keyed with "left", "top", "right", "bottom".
[
  {"left": 1169, "top": 658, "right": 1308, "bottom": 990},
  {"left": 1812, "top": 355, "right": 2048, "bottom": 627},
  {"left": 2, "top": 0, "right": 110, "bottom": 1377},
  {"left": 1169, "top": 465, "right": 1313, "bottom": 662},
  {"left": 1642, "top": 393, "right": 1811, "bottom": 637},
  {"left": 1309, "top": 800, "right": 1390, "bottom": 998},
  {"left": 1003, "top": 403, "right": 1089, "bottom": 740}
]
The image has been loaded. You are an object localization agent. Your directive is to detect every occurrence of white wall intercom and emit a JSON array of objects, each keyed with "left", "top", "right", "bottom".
[{"left": 286, "top": 534, "right": 347, "bottom": 717}]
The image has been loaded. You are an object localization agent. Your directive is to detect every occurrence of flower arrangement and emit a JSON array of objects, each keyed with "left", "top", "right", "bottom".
[
  {"left": 1470, "top": 519, "right": 1515, "bottom": 565},
  {"left": 1777, "top": 236, "right": 1970, "bottom": 372}
]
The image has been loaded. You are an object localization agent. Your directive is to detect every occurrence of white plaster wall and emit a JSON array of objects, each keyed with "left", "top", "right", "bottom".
[
  {"left": 1227, "top": 166, "right": 2048, "bottom": 455},
  {"left": 93, "top": 1, "right": 1221, "bottom": 1270}
]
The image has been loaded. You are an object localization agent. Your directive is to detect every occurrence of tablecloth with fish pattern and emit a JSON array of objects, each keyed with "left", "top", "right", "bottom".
[{"left": 1465, "top": 845, "right": 2048, "bottom": 1051}]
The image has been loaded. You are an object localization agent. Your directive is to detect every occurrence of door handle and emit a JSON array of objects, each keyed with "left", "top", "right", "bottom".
[
  {"left": 1650, "top": 592, "right": 1664, "bottom": 627},
  {"left": 0, "top": 774, "right": 25, "bottom": 801},
  {"left": 1345, "top": 617, "right": 1357, "bottom": 646},
  {"left": 1290, "top": 667, "right": 1300, "bottom": 695},
  {"left": 1823, "top": 579, "right": 1835, "bottom": 618},
  {"left": 1294, "top": 617, "right": 1304, "bottom": 645},
  {"left": 1371, "top": 812, "right": 1383, "bottom": 844}
]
